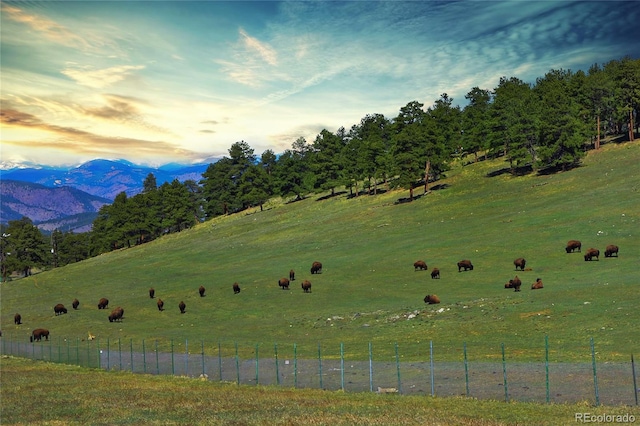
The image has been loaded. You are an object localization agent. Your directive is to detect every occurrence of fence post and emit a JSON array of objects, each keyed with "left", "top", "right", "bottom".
[
  {"left": 142, "top": 339, "right": 147, "bottom": 374},
  {"left": 294, "top": 343, "right": 298, "bottom": 388},
  {"left": 255, "top": 344, "right": 259, "bottom": 385},
  {"left": 106, "top": 338, "right": 110, "bottom": 371},
  {"left": 430, "top": 340, "right": 435, "bottom": 397},
  {"left": 58, "top": 337, "right": 62, "bottom": 363},
  {"left": 49, "top": 337, "right": 52, "bottom": 362},
  {"left": 274, "top": 343, "right": 280, "bottom": 386},
  {"left": 130, "top": 338, "right": 134, "bottom": 373},
  {"left": 118, "top": 338, "right": 122, "bottom": 371},
  {"left": 156, "top": 340, "right": 160, "bottom": 375},
  {"left": 87, "top": 338, "right": 91, "bottom": 368},
  {"left": 591, "top": 337, "right": 600, "bottom": 406},
  {"left": 632, "top": 354, "right": 638, "bottom": 406},
  {"left": 76, "top": 337, "right": 80, "bottom": 366},
  {"left": 545, "top": 335, "right": 550, "bottom": 404},
  {"left": 463, "top": 342, "right": 470, "bottom": 397},
  {"left": 96, "top": 338, "right": 101, "bottom": 369},
  {"left": 185, "top": 339, "right": 189, "bottom": 377},
  {"left": 171, "top": 339, "right": 175, "bottom": 376},
  {"left": 501, "top": 343, "right": 509, "bottom": 402},
  {"left": 235, "top": 342, "right": 240, "bottom": 385},
  {"left": 369, "top": 342, "right": 373, "bottom": 393},
  {"left": 395, "top": 342, "right": 402, "bottom": 394},
  {"left": 218, "top": 341, "right": 222, "bottom": 382},
  {"left": 318, "top": 343, "right": 323, "bottom": 389},
  {"left": 340, "top": 342, "right": 345, "bottom": 391},
  {"left": 201, "top": 340, "right": 205, "bottom": 378}
]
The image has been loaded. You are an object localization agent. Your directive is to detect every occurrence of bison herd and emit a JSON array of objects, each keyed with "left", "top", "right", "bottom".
[{"left": 418, "top": 240, "right": 619, "bottom": 304}]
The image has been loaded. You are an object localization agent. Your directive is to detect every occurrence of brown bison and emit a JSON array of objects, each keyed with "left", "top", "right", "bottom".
[
  {"left": 179, "top": 301, "right": 186, "bottom": 314},
  {"left": 108, "top": 307, "right": 124, "bottom": 322},
  {"left": 566, "top": 240, "right": 582, "bottom": 253},
  {"left": 199, "top": 285, "right": 206, "bottom": 297},
  {"left": 278, "top": 277, "right": 290, "bottom": 290},
  {"left": 14, "top": 313, "right": 21, "bottom": 325},
  {"left": 414, "top": 260, "right": 428, "bottom": 271},
  {"left": 72, "top": 298, "right": 79, "bottom": 310},
  {"left": 301, "top": 280, "right": 312, "bottom": 293},
  {"left": 149, "top": 288, "right": 155, "bottom": 299},
  {"left": 431, "top": 268, "right": 440, "bottom": 279},
  {"left": 233, "top": 282, "right": 241, "bottom": 294},
  {"left": 30, "top": 328, "right": 49, "bottom": 342},
  {"left": 157, "top": 298, "right": 164, "bottom": 311},
  {"left": 604, "top": 244, "right": 619, "bottom": 258},
  {"left": 289, "top": 269, "right": 295, "bottom": 281},
  {"left": 531, "top": 278, "right": 544, "bottom": 290},
  {"left": 505, "top": 275, "right": 522, "bottom": 292},
  {"left": 457, "top": 260, "right": 473, "bottom": 272},
  {"left": 424, "top": 294, "right": 441, "bottom": 304},
  {"left": 584, "top": 248, "right": 600, "bottom": 261},
  {"left": 514, "top": 258, "right": 526, "bottom": 271},
  {"left": 98, "top": 298, "right": 109, "bottom": 309},
  {"left": 310, "top": 261, "right": 322, "bottom": 274},
  {"left": 54, "top": 304, "right": 68, "bottom": 315}
]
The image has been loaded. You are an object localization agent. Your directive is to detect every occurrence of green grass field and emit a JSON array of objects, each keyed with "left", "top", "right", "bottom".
[
  {"left": 1, "top": 142, "right": 639, "bottom": 363},
  {"left": 2, "top": 356, "right": 639, "bottom": 425}
]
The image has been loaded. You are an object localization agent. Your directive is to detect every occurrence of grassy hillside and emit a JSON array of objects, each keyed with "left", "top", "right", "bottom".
[{"left": 2, "top": 142, "right": 639, "bottom": 362}]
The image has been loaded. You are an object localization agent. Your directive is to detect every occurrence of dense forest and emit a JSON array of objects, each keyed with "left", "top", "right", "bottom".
[{"left": 1, "top": 57, "right": 638, "bottom": 280}]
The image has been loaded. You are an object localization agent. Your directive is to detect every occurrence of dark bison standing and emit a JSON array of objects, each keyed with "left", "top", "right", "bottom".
[
  {"left": 98, "top": 298, "right": 109, "bottom": 309},
  {"left": 431, "top": 268, "right": 440, "bottom": 279},
  {"left": 278, "top": 277, "right": 290, "bottom": 290},
  {"left": 514, "top": 258, "right": 526, "bottom": 271},
  {"left": 157, "top": 298, "right": 164, "bottom": 311},
  {"left": 301, "top": 280, "right": 312, "bottom": 293},
  {"left": 457, "top": 260, "right": 473, "bottom": 272},
  {"left": 605, "top": 244, "right": 619, "bottom": 258},
  {"left": 584, "top": 248, "right": 600, "bottom": 261},
  {"left": 566, "top": 240, "right": 582, "bottom": 253},
  {"left": 108, "top": 307, "right": 124, "bottom": 322},
  {"left": 531, "top": 278, "right": 544, "bottom": 290},
  {"left": 72, "top": 299, "right": 79, "bottom": 310},
  {"left": 233, "top": 282, "right": 241, "bottom": 294},
  {"left": 289, "top": 269, "right": 295, "bottom": 281},
  {"left": 54, "top": 304, "right": 68, "bottom": 315},
  {"left": 310, "top": 261, "right": 322, "bottom": 274},
  {"left": 414, "top": 260, "right": 428, "bottom": 271},
  {"left": 179, "top": 301, "right": 186, "bottom": 314},
  {"left": 30, "top": 328, "right": 49, "bottom": 342},
  {"left": 14, "top": 313, "right": 21, "bottom": 325},
  {"left": 149, "top": 288, "right": 155, "bottom": 299},
  {"left": 505, "top": 275, "right": 522, "bottom": 292},
  {"left": 424, "top": 294, "right": 441, "bottom": 304},
  {"left": 199, "top": 285, "right": 206, "bottom": 297}
]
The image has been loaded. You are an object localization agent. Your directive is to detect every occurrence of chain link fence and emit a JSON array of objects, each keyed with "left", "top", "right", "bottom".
[{"left": 2, "top": 334, "right": 637, "bottom": 406}]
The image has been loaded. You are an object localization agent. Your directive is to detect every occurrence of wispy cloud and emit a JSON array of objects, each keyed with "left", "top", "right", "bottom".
[
  {"left": 61, "top": 65, "right": 145, "bottom": 89},
  {"left": 239, "top": 28, "right": 277, "bottom": 66}
]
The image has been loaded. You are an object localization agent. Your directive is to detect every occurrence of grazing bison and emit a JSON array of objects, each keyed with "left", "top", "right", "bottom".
[
  {"left": 514, "top": 258, "right": 526, "bottom": 271},
  {"left": 199, "top": 285, "right": 206, "bottom": 297},
  {"left": 310, "top": 261, "right": 322, "bottom": 274},
  {"left": 604, "top": 244, "right": 619, "bottom": 258},
  {"left": 414, "top": 260, "right": 428, "bottom": 271},
  {"left": 531, "top": 278, "right": 544, "bottom": 290},
  {"left": 179, "top": 301, "right": 186, "bottom": 314},
  {"left": 289, "top": 269, "right": 295, "bottom": 281},
  {"left": 431, "top": 268, "right": 440, "bottom": 279},
  {"left": 233, "top": 282, "right": 241, "bottom": 294},
  {"left": 424, "top": 294, "right": 441, "bottom": 304},
  {"left": 457, "top": 260, "right": 473, "bottom": 272},
  {"left": 566, "top": 240, "right": 582, "bottom": 253},
  {"left": 505, "top": 275, "right": 522, "bottom": 292},
  {"left": 157, "top": 298, "right": 164, "bottom": 311},
  {"left": 30, "top": 328, "right": 49, "bottom": 342},
  {"left": 108, "top": 307, "right": 124, "bottom": 322},
  {"left": 72, "top": 298, "right": 79, "bottom": 310},
  {"left": 301, "top": 280, "right": 312, "bottom": 293},
  {"left": 14, "top": 313, "right": 21, "bottom": 325},
  {"left": 278, "top": 277, "right": 290, "bottom": 290},
  {"left": 54, "top": 304, "right": 68, "bottom": 315},
  {"left": 149, "top": 288, "right": 155, "bottom": 299},
  {"left": 584, "top": 248, "right": 600, "bottom": 261},
  {"left": 98, "top": 298, "right": 109, "bottom": 309}
]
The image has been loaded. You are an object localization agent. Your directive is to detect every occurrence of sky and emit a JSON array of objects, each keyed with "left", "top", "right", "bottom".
[{"left": 1, "top": 0, "right": 639, "bottom": 169}]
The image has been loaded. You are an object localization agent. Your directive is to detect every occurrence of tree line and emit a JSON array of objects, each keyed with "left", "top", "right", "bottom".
[{"left": 1, "top": 57, "right": 638, "bottom": 279}]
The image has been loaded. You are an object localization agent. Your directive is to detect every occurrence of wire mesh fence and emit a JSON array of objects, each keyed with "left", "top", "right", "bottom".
[{"left": 2, "top": 334, "right": 637, "bottom": 406}]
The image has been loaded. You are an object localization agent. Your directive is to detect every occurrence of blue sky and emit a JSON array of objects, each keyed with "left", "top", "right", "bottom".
[{"left": 1, "top": 1, "right": 639, "bottom": 168}]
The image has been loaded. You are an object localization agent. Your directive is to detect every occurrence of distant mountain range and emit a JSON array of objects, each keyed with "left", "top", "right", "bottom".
[{"left": 0, "top": 158, "right": 218, "bottom": 232}]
